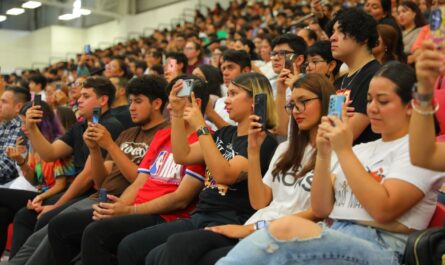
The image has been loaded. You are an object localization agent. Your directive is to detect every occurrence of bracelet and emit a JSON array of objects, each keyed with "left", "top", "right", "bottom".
[{"left": 411, "top": 99, "right": 440, "bottom": 116}]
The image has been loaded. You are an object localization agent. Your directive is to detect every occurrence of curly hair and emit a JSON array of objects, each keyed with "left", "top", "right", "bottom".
[{"left": 327, "top": 8, "right": 379, "bottom": 51}]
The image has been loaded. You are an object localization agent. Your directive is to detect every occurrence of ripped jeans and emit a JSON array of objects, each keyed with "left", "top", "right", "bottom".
[{"left": 215, "top": 220, "right": 407, "bottom": 265}]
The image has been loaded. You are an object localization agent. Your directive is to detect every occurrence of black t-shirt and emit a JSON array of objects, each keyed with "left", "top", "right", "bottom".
[
  {"left": 59, "top": 110, "right": 124, "bottom": 174},
  {"left": 111, "top": 105, "right": 135, "bottom": 130},
  {"left": 194, "top": 126, "right": 278, "bottom": 224},
  {"left": 334, "top": 59, "right": 381, "bottom": 145}
]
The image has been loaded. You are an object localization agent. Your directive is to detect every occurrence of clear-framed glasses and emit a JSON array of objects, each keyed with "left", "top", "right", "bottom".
[{"left": 284, "top": 97, "right": 319, "bottom": 114}]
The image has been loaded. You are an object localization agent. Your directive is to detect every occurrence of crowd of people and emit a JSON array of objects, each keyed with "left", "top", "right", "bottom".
[{"left": 0, "top": 0, "right": 444, "bottom": 264}]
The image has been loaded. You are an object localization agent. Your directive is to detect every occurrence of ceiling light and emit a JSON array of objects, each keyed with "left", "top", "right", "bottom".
[
  {"left": 58, "top": 13, "right": 80, "bottom": 21},
  {"left": 80, "top": 9, "right": 91, "bottom": 15},
  {"left": 0, "top": 15, "right": 6, "bottom": 22},
  {"left": 6, "top": 8, "right": 25, "bottom": 15},
  {"left": 22, "top": 1, "right": 42, "bottom": 9}
]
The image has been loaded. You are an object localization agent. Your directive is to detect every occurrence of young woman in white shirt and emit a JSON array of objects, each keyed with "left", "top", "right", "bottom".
[{"left": 216, "top": 61, "right": 445, "bottom": 265}]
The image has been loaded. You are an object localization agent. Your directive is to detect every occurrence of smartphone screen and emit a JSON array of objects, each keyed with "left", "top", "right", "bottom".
[
  {"left": 177, "top": 79, "right": 194, "bottom": 97},
  {"left": 92, "top": 107, "right": 101, "bottom": 124},
  {"left": 98, "top": 188, "right": 107, "bottom": 203},
  {"left": 328, "top": 95, "right": 346, "bottom": 120},
  {"left": 84, "top": 44, "right": 92, "bottom": 55},
  {"left": 254, "top": 93, "right": 267, "bottom": 131},
  {"left": 430, "top": 6, "right": 445, "bottom": 48},
  {"left": 284, "top": 54, "right": 295, "bottom": 72},
  {"left": 34, "top": 94, "right": 42, "bottom": 106}
]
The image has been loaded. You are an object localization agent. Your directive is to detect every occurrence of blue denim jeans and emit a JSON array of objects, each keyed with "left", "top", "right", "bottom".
[{"left": 216, "top": 220, "right": 407, "bottom": 265}]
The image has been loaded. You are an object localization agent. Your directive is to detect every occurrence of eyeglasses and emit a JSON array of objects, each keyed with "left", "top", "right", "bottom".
[
  {"left": 303, "top": 59, "right": 326, "bottom": 69},
  {"left": 269, "top": 50, "right": 295, "bottom": 58},
  {"left": 284, "top": 97, "right": 319, "bottom": 114}
]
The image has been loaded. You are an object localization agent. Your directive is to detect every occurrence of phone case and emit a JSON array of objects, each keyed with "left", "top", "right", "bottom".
[
  {"left": 284, "top": 54, "right": 295, "bottom": 71},
  {"left": 92, "top": 107, "right": 101, "bottom": 124},
  {"left": 430, "top": 6, "right": 445, "bottom": 48},
  {"left": 98, "top": 188, "right": 107, "bottom": 203},
  {"left": 177, "top": 79, "right": 194, "bottom": 97},
  {"left": 328, "top": 95, "right": 346, "bottom": 119},
  {"left": 34, "top": 94, "right": 42, "bottom": 106},
  {"left": 254, "top": 93, "right": 267, "bottom": 131}
]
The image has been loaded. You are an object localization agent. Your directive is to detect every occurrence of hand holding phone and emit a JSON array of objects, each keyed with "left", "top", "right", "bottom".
[
  {"left": 92, "top": 107, "right": 101, "bottom": 124},
  {"left": 177, "top": 79, "right": 194, "bottom": 97},
  {"left": 328, "top": 95, "right": 346, "bottom": 120},
  {"left": 254, "top": 93, "right": 268, "bottom": 131}
]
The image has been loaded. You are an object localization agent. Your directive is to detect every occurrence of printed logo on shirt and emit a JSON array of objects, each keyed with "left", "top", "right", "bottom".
[
  {"left": 203, "top": 136, "right": 238, "bottom": 196},
  {"left": 336, "top": 89, "right": 351, "bottom": 103},
  {"left": 148, "top": 150, "right": 182, "bottom": 184},
  {"left": 272, "top": 171, "right": 313, "bottom": 191},
  {"left": 334, "top": 166, "right": 386, "bottom": 209},
  {"left": 120, "top": 142, "right": 149, "bottom": 165}
]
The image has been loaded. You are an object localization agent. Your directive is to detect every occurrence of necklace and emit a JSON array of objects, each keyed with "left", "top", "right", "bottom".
[{"left": 340, "top": 66, "right": 364, "bottom": 89}]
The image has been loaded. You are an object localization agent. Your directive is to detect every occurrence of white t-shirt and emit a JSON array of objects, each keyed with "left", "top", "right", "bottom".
[
  {"left": 329, "top": 135, "right": 445, "bottom": 230},
  {"left": 246, "top": 141, "right": 315, "bottom": 224}
]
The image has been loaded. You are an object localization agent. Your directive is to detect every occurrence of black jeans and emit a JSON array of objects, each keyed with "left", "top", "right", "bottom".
[
  {"left": 145, "top": 230, "right": 237, "bottom": 265},
  {"left": 0, "top": 188, "right": 37, "bottom": 255},
  {"left": 49, "top": 210, "right": 166, "bottom": 265},
  {"left": 10, "top": 193, "right": 79, "bottom": 259},
  {"left": 118, "top": 211, "right": 242, "bottom": 265}
]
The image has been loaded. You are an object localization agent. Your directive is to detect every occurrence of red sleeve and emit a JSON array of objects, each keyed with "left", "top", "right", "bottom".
[{"left": 137, "top": 130, "right": 164, "bottom": 174}]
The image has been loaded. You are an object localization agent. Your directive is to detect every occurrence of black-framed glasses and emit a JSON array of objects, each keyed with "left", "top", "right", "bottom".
[
  {"left": 285, "top": 97, "right": 319, "bottom": 114},
  {"left": 270, "top": 50, "right": 295, "bottom": 58},
  {"left": 302, "top": 59, "right": 327, "bottom": 69}
]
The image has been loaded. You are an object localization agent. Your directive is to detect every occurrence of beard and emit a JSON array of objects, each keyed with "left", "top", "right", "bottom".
[{"left": 133, "top": 116, "right": 151, "bottom": 127}]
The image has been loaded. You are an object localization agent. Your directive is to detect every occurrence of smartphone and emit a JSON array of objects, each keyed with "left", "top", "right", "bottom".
[
  {"left": 98, "top": 188, "right": 107, "bottom": 203},
  {"left": 84, "top": 44, "right": 92, "bottom": 55},
  {"left": 55, "top": 83, "right": 62, "bottom": 91},
  {"left": 177, "top": 79, "right": 194, "bottom": 97},
  {"left": 254, "top": 93, "right": 268, "bottom": 131},
  {"left": 167, "top": 58, "right": 177, "bottom": 73},
  {"left": 92, "top": 107, "right": 101, "bottom": 124},
  {"left": 34, "top": 94, "right": 42, "bottom": 106},
  {"left": 18, "top": 130, "right": 28, "bottom": 143},
  {"left": 430, "top": 6, "right": 445, "bottom": 48},
  {"left": 328, "top": 95, "right": 346, "bottom": 120},
  {"left": 284, "top": 54, "right": 295, "bottom": 72}
]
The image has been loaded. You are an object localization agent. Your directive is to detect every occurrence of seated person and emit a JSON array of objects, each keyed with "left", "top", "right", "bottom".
[
  {"left": 8, "top": 76, "right": 124, "bottom": 263},
  {"left": 47, "top": 76, "right": 208, "bottom": 265},
  {"left": 147, "top": 73, "right": 337, "bottom": 265},
  {"left": 116, "top": 72, "right": 278, "bottom": 265},
  {"left": 0, "top": 101, "right": 74, "bottom": 256},
  {"left": 0, "top": 86, "right": 30, "bottom": 186},
  {"left": 216, "top": 62, "right": 445, "bottom": 265}
]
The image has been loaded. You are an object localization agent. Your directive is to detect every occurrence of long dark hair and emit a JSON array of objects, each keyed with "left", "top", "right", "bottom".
[
  {"left": 20, "top": 101, "right": 64, "bottom": 143},
  {"left": 399, "top": 1, "right": 427, "bottom": 28},
  {"left": 197, "top": 64, "right": 223, "bottom": 97},
  {"left": 272, "top": 73, "right": 336, "bottom": 179}
]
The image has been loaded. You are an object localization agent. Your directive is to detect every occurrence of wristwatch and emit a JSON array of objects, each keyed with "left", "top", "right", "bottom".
[
  {"left": 254, "top": 220, "right": 268, "bottom": 231},
  {"left": 412, "top": 83, "right": 434, "bottom": 107},
  {"left": 196, "top": 126, "right": 210, "bottom": 137}
]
